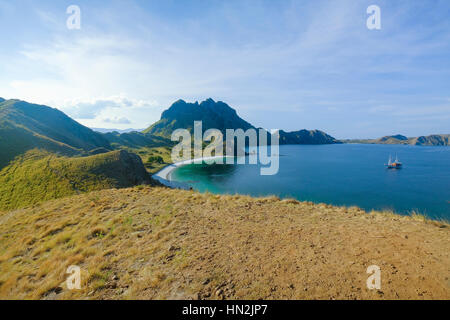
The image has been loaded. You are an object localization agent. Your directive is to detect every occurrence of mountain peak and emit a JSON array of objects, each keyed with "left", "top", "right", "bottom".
[
  {"left": 200, "top": 98, "right": 216, "bottom": 105},
  {"left": 143, "top": 98, "right": 339, "bottom": 145},
  {"left": 172, "top": 99, "right": 187, "bottom": 105},
  {"left": 144, "top": 98, "right": 254, "bottom": 136}
]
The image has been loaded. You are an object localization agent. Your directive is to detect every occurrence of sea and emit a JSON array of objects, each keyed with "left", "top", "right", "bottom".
[{"left": 171, "top": 144, "right": 450, "bottom": 220}]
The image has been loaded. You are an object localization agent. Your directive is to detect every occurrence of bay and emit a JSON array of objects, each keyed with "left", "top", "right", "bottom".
[{"left": 171, "top": 144, "right": 450, "bottom": 220}]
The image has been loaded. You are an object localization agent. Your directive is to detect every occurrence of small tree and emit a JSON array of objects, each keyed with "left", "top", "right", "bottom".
[{"left": 147, "top": 155, "right": 164, "bottom": 164}]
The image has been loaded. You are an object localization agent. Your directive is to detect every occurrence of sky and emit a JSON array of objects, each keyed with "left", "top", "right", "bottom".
[{"left": 0, "top": 0, "right": 449, "bottom": 138}]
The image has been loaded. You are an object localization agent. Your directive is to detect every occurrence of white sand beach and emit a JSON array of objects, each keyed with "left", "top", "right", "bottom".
[{"left": 152, "top": 156, "right": 230, "bottom": 187}]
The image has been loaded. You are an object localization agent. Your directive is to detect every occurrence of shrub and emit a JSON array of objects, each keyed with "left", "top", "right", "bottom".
[{"left": 147, "top": 155, "right": 164, "bottom": 164}]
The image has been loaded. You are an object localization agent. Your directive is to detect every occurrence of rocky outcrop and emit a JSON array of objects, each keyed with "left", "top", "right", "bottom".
[{"left": 115, "top": 150, "right": 154, "bottom": 186}]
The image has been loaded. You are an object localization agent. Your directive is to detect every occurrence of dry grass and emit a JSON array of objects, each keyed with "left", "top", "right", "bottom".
[{"left": 0, "top": 186, "right": 448, "bottom": 300}]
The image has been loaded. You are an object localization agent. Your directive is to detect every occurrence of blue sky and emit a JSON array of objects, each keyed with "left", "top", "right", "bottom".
[{"left": 0, "top": 0, "right": 449, "bottom": 138}]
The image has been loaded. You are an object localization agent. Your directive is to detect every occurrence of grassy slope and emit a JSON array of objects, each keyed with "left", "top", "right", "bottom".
[
  {"left": 0, "top": 120, "right": 83, "bottom": 169},
  {"left": 131, "top": 146, "right": 173, "bottom": 174},
  {"left": 0, "top": 99, "right": 110, "bottom": 151},
  {"left": 0, "top": 149, "right": 154, "bottom": 211},
  {"left": 0, "top": 186, "right": 448, "bottom": 300},
  {"left": 0, "top": 99, "right": 112, "bottom": 169},
  {"left": 0, "top": 99, "right": 173, "bottom": 209},
  {"left": 102, "top": 131, "right": 174, "bottom": 174}
]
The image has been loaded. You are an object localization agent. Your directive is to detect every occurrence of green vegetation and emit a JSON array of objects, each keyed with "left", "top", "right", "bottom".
[
  {"left": 101, "top": 130, "right": 174, "bottom": 174},
  {"left": 116, "top": 146, "right": 173, "bottom": 174},
  {"left": 0, "top": 98, "right": 172, "bottom": 209},
  {"left": 102, "top": 130, "right": 173, "bottom": 149},
  {"left": 148, "top": 155, "right": 164, "bottom": 164},
  {"left": 0, "top": 99, "right": 111, "bottom": 169},
  {"left": 0, "top": 149, "right": 153, "bottom": 211},
  {"left": 0, "top": 120, "right": 82, "bottom": 169},
  {"left": 0, "top": 96, "right": 351, "bottom": 214},
  {"left": 144, "top": 98, "right": 254, "bottom": 138}
]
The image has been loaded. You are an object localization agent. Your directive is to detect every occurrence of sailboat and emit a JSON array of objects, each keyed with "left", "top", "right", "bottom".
[{"left": 386, "top": 154, "right": 402, "bottom": 169}]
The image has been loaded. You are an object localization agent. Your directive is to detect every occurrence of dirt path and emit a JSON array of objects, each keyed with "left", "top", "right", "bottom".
[{"left": 0, "top": 187, "right": 448, "bottom": 299}]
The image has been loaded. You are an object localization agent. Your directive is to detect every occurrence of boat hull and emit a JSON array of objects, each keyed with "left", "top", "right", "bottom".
[{"left": 386, "top": 164, "right": 402, "bottom": 169}]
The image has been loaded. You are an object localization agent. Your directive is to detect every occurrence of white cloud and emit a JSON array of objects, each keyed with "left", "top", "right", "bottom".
[
  {"left": 60, "top": 95, "right": 159, "bottom": 119},
  {"left": 58, "top": 95, "right": 161, "bottom": 129},
  {"left": 1, "top": 0, "right": 449, "bottom": 136},
  {"left": 3, "top": 33, "right": 164, "bottom": 128},
  {"left": 103, "top": 116, "right": 131, "bottom": 125}
]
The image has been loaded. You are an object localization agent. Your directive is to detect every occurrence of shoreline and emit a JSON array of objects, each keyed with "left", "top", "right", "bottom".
[
  {"left": 152, "top": 155, "right": 232, "bottom": 188},
  {"left": 151, "top": 152, "right": 448, "bottom": 222}
]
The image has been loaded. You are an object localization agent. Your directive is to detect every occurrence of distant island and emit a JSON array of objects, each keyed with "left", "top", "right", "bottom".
[{"left": 342, "top": 134, "right": 449, "bottom": 146}]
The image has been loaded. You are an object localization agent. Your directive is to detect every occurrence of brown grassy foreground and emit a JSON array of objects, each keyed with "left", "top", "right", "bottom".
[{"left": 0, "top": 186, "right": 448, "bottom": 300}]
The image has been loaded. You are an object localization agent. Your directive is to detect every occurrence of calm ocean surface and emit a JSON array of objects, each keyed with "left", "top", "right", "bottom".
[{"left": 171, "top": 144, "right": 450, "bottom": 220}]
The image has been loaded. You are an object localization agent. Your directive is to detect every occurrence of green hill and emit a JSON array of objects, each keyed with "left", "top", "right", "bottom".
[
  {"left": 101, "top": 131, "right": 174, "bottom": 174},
  {"left": 144, "top": 98, "right": 254, "bottom": 137},
  {"left": 0, "top": 120, "right": 82, "bottom": 169},
  {"left": 103, "top": 131, "right": 173, "bottom": 149},
  {"left": 143, "top": 98, "right": 339, "bottom": 145},
  {"left": 279, "top": 129, "right": 340, "bottom": 145},
  {"left": 0, "top": 149, "right": 154, "bottom": 211},
  {"left": 0, "top": 99, "right": 111, "bottom": 168},
  {"left": 0, "top": 98, "right": 170, "bottom": 209}
]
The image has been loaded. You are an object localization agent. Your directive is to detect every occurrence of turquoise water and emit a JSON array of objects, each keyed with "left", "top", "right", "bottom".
[{"left": 171, "top": 144, "right": 450, "bottom": 220}]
